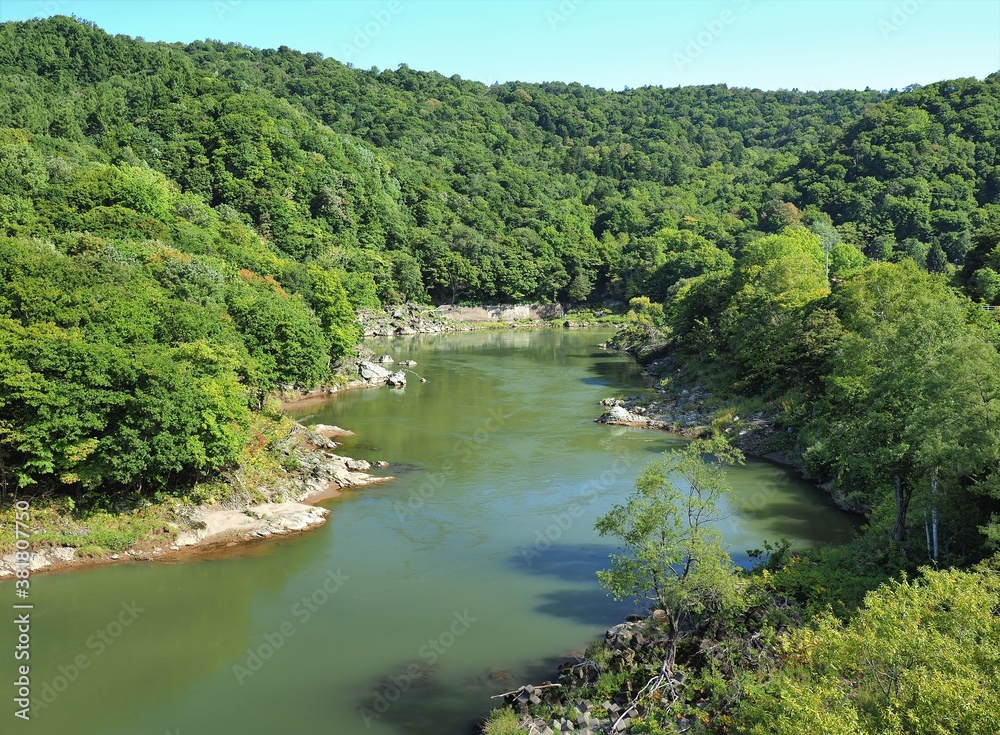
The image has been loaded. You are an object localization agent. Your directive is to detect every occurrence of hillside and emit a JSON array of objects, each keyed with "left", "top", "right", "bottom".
[{"left": 1, "top": 14, "right": 998, "bottom": 505}]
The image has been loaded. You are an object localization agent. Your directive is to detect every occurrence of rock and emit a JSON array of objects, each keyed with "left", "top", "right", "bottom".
[
  {"left": 345, "top": 458, "right": 371, "bottom": 471},
  {"left": 50, "top": 547, "right": 76, "bottom": 563},
  {"left": 2, "top": 552, "right": 51, "bottom": 573},
  {"left": 376, "top": 354, "right": 394, "bottom": 364},
  {"left": 387, "top": 371, "right": 407, "bottom": 387},
  {"left": 174, "top": 532, "right": 199, "bottom": 547},
  {"left": 399, "top": 360, "right": 417, "bottom": 366},
  {"left": 601, "top": 405, "right": 646, "bottom": 425},
  {"left": 312, "top": 424, "right": 354, "bottom": 437},
  {"left": 359, "top": 361, "right": 391, "bottom": 383}
]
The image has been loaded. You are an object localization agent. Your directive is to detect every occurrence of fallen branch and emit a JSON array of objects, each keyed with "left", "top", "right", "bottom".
[{"left": 490, "top": 682, "right": 562, "bottom": 699}]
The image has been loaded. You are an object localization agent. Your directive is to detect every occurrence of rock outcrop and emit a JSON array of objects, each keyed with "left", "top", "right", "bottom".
[{"left": 358, "top": 304, "right": 453, "bottom": 337}]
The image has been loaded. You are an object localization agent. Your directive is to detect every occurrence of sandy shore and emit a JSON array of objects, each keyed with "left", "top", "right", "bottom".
[{"left": 0, "top": 422, "right": 391, "bottom": 578}]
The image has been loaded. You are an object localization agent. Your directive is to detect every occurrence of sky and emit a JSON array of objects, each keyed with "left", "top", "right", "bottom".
[{"left": 0, "top": 0, "right": 998, "bottom": 91}]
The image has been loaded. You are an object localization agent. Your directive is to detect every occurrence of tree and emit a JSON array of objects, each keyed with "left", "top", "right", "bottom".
[
  {"left": 596, "top": 437, "right": 746, "bottom": 669},
  {"left": 736, "top": 564, "right": 1000, "bottom": 735}
]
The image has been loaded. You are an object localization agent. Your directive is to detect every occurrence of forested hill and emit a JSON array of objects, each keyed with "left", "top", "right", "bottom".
[
  {"left": 1, "top": 15, "right": 999, "bottom": 501},
  {"left": 3, "top": 16, "right": 999, "bottom": 307}
]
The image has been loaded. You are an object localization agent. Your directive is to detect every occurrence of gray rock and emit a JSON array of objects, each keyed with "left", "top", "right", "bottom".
[
  {"left": 608, "top": 405, "right": 635, "bottom": 422},
  {"left": 50, "top": 547, "right": 76, "bottom": 562},
  {"left": 359, "top": 361, "right": 391, "bottom": 383},
  {"left": 376, "top": 354, "right": 394, "bottom": 364},
  {"left": 387, "top": 371, "right": 407, "bottom": 387},
  {"left": 312, "top": 424, "right": 353, "bottom": 437}
]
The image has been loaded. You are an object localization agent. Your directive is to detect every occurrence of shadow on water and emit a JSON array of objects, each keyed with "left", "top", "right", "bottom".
[
  {"left": 583, "top": 356, "right": 656, "bottom": 389},
  {"left": 354, "top": 649, "right": 617, "bottom": 735},
  {"left": 566, "top": 352, "right": 626, "bottom": 360},
  {"left": 534, "top": 587, "right": 637, "bottom": 626},
  {"left": 351, "top": 662, "right": 497, "bottom": 735},
  {"left": 510, "top": 543, "right": 614, "bottom": 584}
]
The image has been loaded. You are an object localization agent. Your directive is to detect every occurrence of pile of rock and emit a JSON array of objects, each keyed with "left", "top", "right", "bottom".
[
  {"left": 596, "top": 390, "right": 710, "bottom": 436},
  {"left": 358, "top": 304, "right": 453, "bottom": 337},
  {"left": 528, "top": 699, "right": 640, "bottom": 734},
  {"left": 494, "top": 615, "right": 670, "bottom": 734},
  {"left": 358, "top": 360, "right": 407, "bottom": 387}
]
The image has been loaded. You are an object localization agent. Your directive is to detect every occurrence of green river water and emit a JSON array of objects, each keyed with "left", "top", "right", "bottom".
[{"left": 7, "top": 329, "right": 857, "bottom": 735}]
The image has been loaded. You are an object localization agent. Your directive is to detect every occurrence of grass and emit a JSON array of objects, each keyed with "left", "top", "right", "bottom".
[
  {"left": 0, "top": 497, "right": 177, "bottom": 555},
  {"left": 482, "top": 708, "right": 524, "bottom": 735}
]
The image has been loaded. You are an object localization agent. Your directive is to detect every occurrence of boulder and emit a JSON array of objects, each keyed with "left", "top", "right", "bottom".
[
  {"left": 50, "top": 547, "right": 76, "bottom": 563},
  {"left": 387, "top": 371, "right": 407, "bottom": 387},
  {"left": 359, "top": 361, "right": 390, "bottom": 383},
  {"left": 376, "top": 355, "right": 394, "bottom": 364},
  {"left": 312, "top": 424, "right": 354, "bottom": 437}
]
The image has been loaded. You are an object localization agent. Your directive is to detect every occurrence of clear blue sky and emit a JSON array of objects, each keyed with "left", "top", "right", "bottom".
[{"left": 1, "top": 0, "right": 998, "bottom": 91}]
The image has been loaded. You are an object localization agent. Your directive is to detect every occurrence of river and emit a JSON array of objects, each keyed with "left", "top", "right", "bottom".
[{"left": 9, "top": 329, "right": 856, "bottom": 735}]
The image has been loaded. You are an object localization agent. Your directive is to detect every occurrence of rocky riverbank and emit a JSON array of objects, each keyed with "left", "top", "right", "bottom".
[
  {"left": 359, "top": 303, "right": 457, "bottom": 336},
  {"left": 490, "top": 611, "right": 731, "bottom": 735},
  {"left": 0, "top": 422, "right": 391, "bottom": 577},
  {"left": 594, "top": 355, "right": 792, "bottom": 464},
  {"left": 358, "top": 303, "right": 622, "bottom": 337}
]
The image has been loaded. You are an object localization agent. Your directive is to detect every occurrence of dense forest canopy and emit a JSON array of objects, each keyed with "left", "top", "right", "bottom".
[{"left": 1, "top": 15, "right": 999, "bottom": 510}]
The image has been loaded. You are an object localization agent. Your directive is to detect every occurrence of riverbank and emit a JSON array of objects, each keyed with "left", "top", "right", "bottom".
[
  {"left": 358, "top": 303, "right": 623, "bottom": 337},
  {"left": 595, "top": 353, "right": 794, "bottom": 464},
  {"left": 0, "top": 422, "right": 391, "bottom": 578}
]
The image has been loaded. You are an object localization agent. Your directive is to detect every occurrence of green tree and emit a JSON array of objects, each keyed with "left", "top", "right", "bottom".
[
  {"left": 595, "top": 437, "right": 746, "bottom": 669},
  {"left": 737, "top": 564, "right": 1000, "bottom": 735}
]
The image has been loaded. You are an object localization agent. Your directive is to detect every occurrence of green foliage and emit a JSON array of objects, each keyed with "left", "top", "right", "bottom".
[
  {"left": 735, "top": 564, "right": 1000, "bottom": 735},
  {"left": 481, "top": 708, "right": 523, "bottom": 735},
  {"left": 3, "top": 17, "right": 996, "bottom": 315},
  {"left": 596, "top": 438, "right": 747, "bottom": 664},
  {"left": 1, "top": 16, "right": 999, "bottom": 552}
]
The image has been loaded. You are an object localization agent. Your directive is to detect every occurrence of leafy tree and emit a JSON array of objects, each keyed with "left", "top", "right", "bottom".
[
  {"left": 596, "top": 437, "right": 746, "bottom": 669},
  {"left": 737, "top": 564, "right": 1000, "bottom": 735}
]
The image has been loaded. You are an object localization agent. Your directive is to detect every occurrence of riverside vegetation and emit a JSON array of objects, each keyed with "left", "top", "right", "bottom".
[{"left": 0, "top": 16, "right": 999, "bottom": 732}]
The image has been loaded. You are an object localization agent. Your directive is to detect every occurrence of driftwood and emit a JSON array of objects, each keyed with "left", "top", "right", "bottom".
[
  {"left": 609, "top": 653, "right": 684, "bottom": 733},
  {"left": 491, "top": 682, "right": 562, "bottom": 699}
]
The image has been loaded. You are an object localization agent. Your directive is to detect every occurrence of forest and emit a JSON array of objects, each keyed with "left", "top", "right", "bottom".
[
  {"left": 2, "top": 17, "right": 1000, "bottom": 732},
  {"left": 1, "top": 16, "right": 997, "bottom": 504}
]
